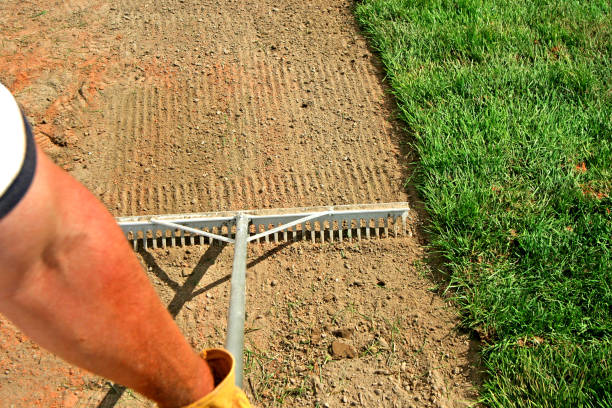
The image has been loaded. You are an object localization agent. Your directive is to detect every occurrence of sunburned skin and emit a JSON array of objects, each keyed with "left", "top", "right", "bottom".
[{"left": 0, "top": 145, "right": 214, "bottom": 408}]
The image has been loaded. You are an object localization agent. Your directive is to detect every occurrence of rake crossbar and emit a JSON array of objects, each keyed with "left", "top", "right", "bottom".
[
  {"left": 116, "top": 202, "right": 410, "bottom": 386},
  {"left": 117, "top": 202, "right": 411, "bottom": 250}
]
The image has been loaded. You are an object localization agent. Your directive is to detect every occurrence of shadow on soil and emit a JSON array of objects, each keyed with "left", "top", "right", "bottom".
[{"left": 97, "top": 244, "right": 228, "bottom": 408}]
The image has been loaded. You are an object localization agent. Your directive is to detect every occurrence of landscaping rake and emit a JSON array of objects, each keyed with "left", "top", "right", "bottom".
[{"left": 116, "top": 202, "right": 410, "bottom": 386}]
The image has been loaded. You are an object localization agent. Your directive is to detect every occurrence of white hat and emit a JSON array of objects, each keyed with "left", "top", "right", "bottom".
[{"left": 0, "top": 83, "right": 28, "bottom": 197}]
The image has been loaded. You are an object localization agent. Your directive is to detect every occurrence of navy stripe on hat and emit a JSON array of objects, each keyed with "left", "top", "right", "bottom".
[{"left": 0, "top": 114, "right": 38, "bottom": 219}]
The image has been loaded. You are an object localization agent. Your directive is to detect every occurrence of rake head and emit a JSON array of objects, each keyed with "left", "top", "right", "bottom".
[{"left": 117, "top": 202, "right": 411, "bottom": 250}]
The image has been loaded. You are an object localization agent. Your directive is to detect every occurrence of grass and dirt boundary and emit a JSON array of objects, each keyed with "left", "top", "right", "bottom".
[{"left": 355, "top": 0, "right": 611, "bottom": 406}]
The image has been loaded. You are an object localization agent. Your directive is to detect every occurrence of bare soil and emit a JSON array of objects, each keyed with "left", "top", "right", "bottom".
[{"left": 0, "top": 0, "right": 482, "bottom": 406}]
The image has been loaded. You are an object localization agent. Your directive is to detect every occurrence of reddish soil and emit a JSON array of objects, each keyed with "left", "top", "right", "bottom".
[{"left": 0, "top": 0, "right": 482, "bottom": 406}]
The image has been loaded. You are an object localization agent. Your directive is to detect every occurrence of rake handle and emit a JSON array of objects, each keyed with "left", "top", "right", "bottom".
[{"left": 225, "top": 213, "right": 249, "bottom": 387}]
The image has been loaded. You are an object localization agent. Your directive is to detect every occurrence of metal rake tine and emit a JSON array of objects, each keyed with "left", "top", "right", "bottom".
[
  {"left": 347, "top": 219, "right": 353, "bottom": 242},
  {"left": 131, "top": 231, "right": 138, "bottom": 251},
  {"left": 402, "top": 213, "right": 410, "bottom": 236},
  {"left": 384, "top": 217, "right": 389, "bottom": 238},
  {"left": 291, "top": 226, "right": 297, "bottom": 241},
  {"left": 319, "top": 220, "right": 325, "bottom": 243},
  {"left": 161, "top": 229, "right": 167, "bottom": 248}
]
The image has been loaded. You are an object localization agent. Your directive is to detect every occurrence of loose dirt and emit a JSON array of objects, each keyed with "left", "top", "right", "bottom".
[{"left": 0, "top": 0, "right": 482, "bottom": 406}]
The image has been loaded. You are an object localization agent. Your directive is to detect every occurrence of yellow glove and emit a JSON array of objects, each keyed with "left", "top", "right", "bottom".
[{"left": 181, "top": 348, "right": 252, "bottom": 408}]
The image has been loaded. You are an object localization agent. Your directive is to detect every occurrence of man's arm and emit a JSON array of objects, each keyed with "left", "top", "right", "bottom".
[{"left": 0, "top": 146, "right": 214, "bottom": 408}]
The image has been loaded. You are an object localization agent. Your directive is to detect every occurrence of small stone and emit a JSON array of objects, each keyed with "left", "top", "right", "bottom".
[
  {"left": 374, "top": 389, "right": 382, "bottom": 396},
  {"left": 378, "top": 337, "right": 389, "bottom": 350},
  {"left": 311, "top": 328, "right": 322, "bottom": 344},
  {"left": 341, "top": 395, "right": 348, "bottom": 403},
  {"left": 270, "top": 280, "right": 278, "bottom": 287},
  {"left": 453, "top": 366, "right": 461, "bottom": 375}
]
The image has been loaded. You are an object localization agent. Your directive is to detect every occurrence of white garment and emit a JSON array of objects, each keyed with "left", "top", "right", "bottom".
[{"left": 0, "top": 83, "right": 27, "bottom": 197}]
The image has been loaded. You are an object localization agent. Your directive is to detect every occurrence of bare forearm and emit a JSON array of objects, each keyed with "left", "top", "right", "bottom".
[{"left": 0, "top": 150, "right": 213, "bottom": 407}]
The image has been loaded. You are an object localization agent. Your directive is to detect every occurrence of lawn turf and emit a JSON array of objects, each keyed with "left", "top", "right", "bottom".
[{"left": 355, "top": 0, "right": 611, "bottom": 406}]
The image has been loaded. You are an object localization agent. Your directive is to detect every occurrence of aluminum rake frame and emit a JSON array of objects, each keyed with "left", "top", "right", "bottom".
[{"left": 117, "top": 202, "right": 410, "bottom": 386}]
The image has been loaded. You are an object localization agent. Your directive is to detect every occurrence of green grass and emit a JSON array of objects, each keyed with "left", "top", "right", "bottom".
[{"left": 355, "top": 0, "right": 611, "bottom": 406}]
